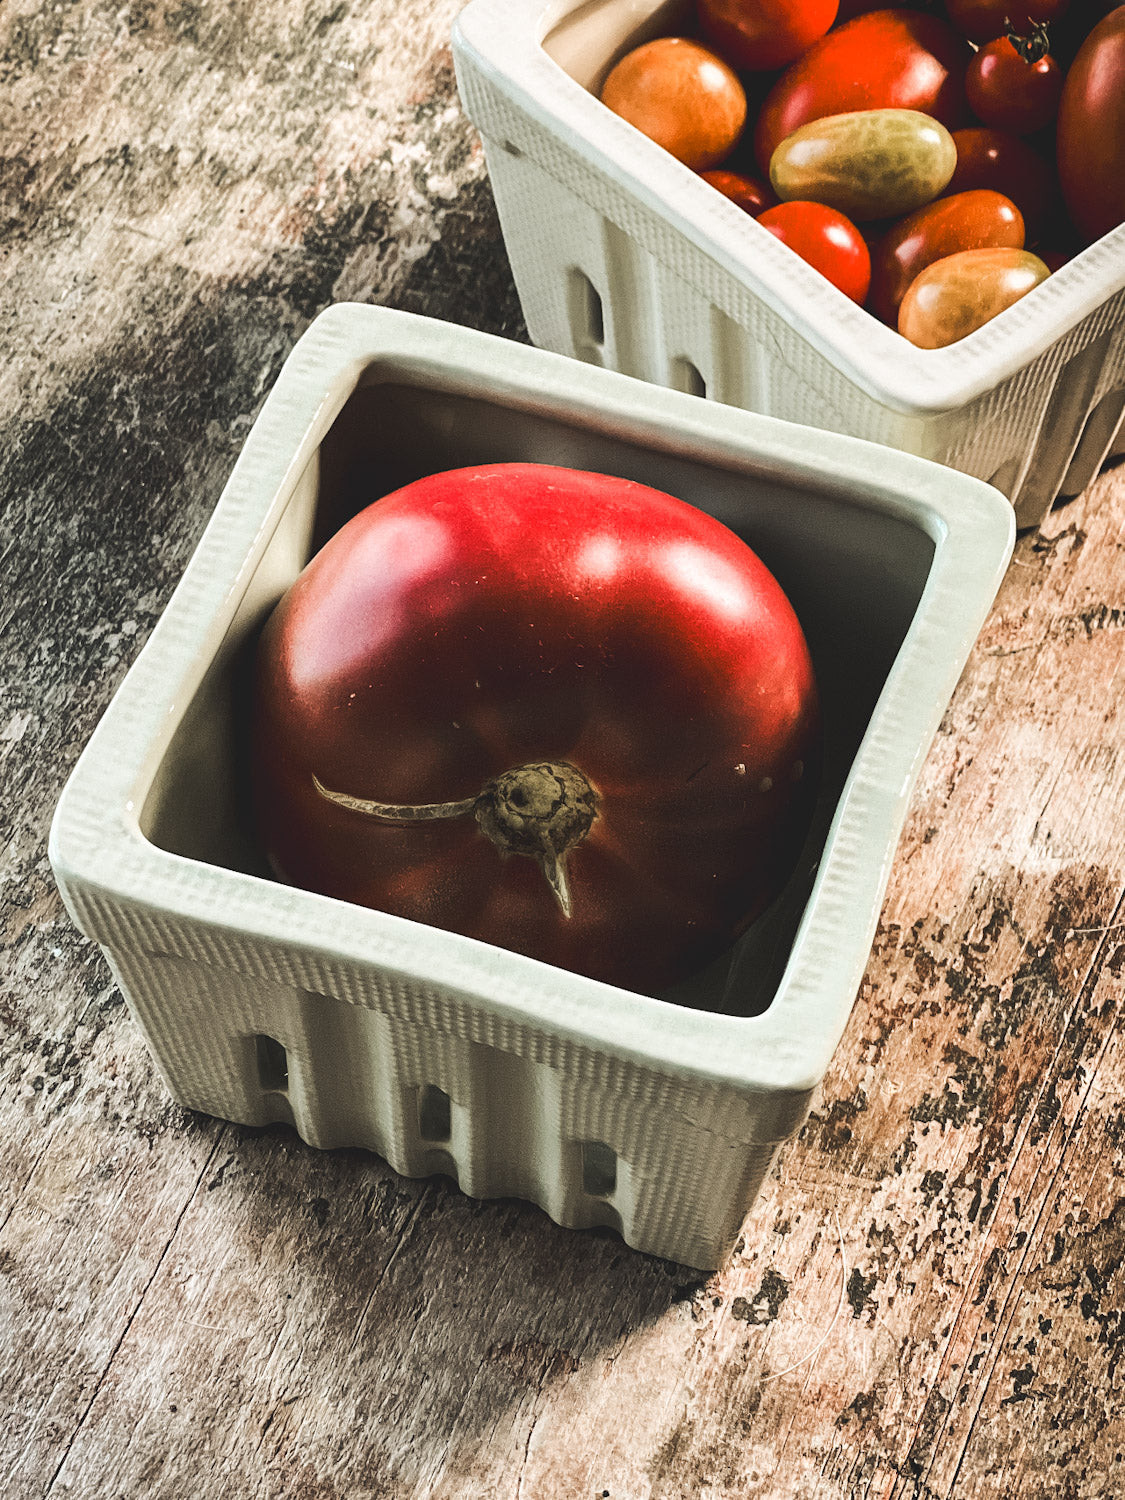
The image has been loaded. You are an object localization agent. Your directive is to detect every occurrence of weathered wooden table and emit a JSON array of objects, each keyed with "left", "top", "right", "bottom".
[{"left": 4, "top": 2, "right": 1124, "bottom": 1495}]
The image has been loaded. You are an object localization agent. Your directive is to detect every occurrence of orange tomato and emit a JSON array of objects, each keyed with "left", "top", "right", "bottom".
[
  {"left": 601, "top": 38, "right": 747, "bottom": 172},
  {"left": 869, "top": 189, "right": 1024, "bottom": 325}
]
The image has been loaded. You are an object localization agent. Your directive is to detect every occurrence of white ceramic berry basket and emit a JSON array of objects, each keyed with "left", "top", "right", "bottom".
[
  {"left": 452, "top": 0, "right": 1125, "bottom": 531},
  {"left": 50, "top": 305, "right": 1012, "bottom": 1269}
]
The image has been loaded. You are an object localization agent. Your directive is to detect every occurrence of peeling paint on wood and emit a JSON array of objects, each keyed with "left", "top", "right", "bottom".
[{"left": 3, "top": 0, "right": 1125, "bottom": 1494}]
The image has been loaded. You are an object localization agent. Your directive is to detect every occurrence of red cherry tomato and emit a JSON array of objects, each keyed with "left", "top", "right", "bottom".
[
  {"left": 700, "top": 168, "right": 778, "bottom": 216},
  {"left": 600, "top": 37, "right": 747, "bottom": 172},
  {"left": 757, "top": 201, "right": 872, "bottom": 302},
  {"left": 947, "top": 127, "right": 1056, "bottom": 242},
  {"left": 697, "top": 0, "right": 838, "bottom": 72},
  {"left": 965, "top": 32, "right": 1063, "bottom": 134},
  {"left": 754, "top": 9, "right": 972, "bottom": 174},
  {"left": 252, "top": 464, "right": 819, "bottom": 992},
  {"left": 1056, "top": 6, "right": 1125, "bottom": 243},
  {"left": 833, "top": 0, "right": 891, "bottom": 19},
  {"left": 868, "top": 189, "right": 1024, "bottom": 325},
  {"left": 944, "top": 0, "right": 1069, "bottom": 43}
]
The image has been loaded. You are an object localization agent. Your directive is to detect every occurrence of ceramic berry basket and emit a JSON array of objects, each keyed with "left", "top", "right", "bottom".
[
  {"left": 452, "top": 0, "right": 1125, "bottom": 531},
  {"left": 50, "top": 305, "right": 1012, "bottom": 1269}
]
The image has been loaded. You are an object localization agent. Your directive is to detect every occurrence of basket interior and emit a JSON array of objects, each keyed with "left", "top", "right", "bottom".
[
  {"left": 540, "top": 0, "right": 689, "bottom": 95},
  {"left": 139, "top": 369, "right": 936, "bottom": 1016}
]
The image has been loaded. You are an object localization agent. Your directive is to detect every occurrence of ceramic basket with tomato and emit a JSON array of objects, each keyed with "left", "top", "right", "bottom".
[
  {"left": 50, "top": 306, "right": 1012, "bottom": 1270},
  {"left": 452, "top": 0, "right": 1125, "bottom": 530}
]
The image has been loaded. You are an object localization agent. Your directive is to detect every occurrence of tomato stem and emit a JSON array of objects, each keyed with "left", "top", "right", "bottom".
[
  {"left": 1007, "top": 19, "right": 1051, "bottom": 64},
  {"left": 312, "top": 760, "right": 599, "bottom": 918},
  {"left": 311, "top": 778, "right": 478, "bottom": 822}
]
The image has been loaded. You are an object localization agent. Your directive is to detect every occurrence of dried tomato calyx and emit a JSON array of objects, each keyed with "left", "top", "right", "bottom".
[
  {"left": 476, "top": 761, "right": 599, "bottom": 917},
  {"left": 311, "top": 760, "right": 599, "bottom": 918}
]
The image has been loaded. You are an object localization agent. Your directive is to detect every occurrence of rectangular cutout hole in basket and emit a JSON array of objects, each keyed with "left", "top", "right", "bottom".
[
  {"left": 255, "top": 1034, "right": 289, "bottom": 1093},
  {"left": 670, "top": 357, "right": 706, "bottom": 399},
  {"left": 424, "top": 1148, "right": 459, "bottom": 1183},
  {"left": 419, "top": 1084, "right": 452, "bottom": 1143},
  {"left": 582, "top": 1140, "right": 617, "bottom": 1198},
  {"left": 566, "top": 267, "right": 605, "bottom": 361}
]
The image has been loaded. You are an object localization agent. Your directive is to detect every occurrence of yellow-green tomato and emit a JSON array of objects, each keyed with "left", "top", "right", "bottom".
[
  {"left": 898, "top": 247, "right": 1050, "bottom": 348},
  {"left": 770, "top": 109, "right": 957, "bottom": 222}
]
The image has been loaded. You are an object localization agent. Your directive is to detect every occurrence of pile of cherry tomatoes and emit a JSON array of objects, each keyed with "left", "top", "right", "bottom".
[{"left": 599, "top": 2, "right": 1125, "bottom": 347}]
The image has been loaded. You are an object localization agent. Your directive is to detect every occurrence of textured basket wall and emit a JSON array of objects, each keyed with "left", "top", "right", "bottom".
[
  {"left": 51, "top": 306, "right": 1013, "bottom": 1270},
  {"left": 85, "top": 926, "right": 790, "bottom": 1269},
  {"left": 453, "top": 0, "right": 1125, "bottom": 530}
]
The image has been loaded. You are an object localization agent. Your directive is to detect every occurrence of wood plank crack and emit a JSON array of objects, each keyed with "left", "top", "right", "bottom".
[{"left": 40, "top": 1128, "right": 230, "bottom": 1496}]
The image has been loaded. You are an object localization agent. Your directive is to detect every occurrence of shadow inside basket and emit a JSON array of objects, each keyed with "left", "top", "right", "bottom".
[{"left": 138, "top": 368, "right": 936, "bottom": 1020}]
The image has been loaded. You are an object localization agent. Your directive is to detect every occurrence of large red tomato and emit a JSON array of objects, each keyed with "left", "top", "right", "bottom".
[
  {"left": 754, "top": 9, "right": 972, "bottom": 173},
  {"left": 252, "top": 464, "right": 819, "bottom": 993},
  {"left": 697, "top": 0, "right": 838, "bottom": 72},
  {"left": 1056, "top": 6, "right": 1125, "bottom": 243}
]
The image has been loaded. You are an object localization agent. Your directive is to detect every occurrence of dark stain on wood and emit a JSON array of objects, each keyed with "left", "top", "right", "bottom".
[{"left": 731, "top": 1268, "right": 790, "bottom": 1325}]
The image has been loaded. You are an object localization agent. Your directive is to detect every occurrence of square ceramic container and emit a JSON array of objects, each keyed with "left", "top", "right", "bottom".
[
  {"left": 452, "top": 0, "right": 1125, "bottom": 531},
  {"left": 50, "top": 305, "right": 1012, "bottom": 1269}
]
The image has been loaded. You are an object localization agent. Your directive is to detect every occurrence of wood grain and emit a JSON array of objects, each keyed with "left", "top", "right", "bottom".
[{"left": 2, "top": 0, "right": 1125, "bottom": 1494}]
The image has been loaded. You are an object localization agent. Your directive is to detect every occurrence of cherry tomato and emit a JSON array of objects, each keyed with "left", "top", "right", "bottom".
[
  {"left": 1056, "top": 6, "right": 1125, "bottom": 243},
  {"left": 770, "top": 109, "right": 957, "bottom": 222},
  {"left": 868, "top": 189, "right": 1024, "bottom": 324},
  {"left": 965, "top": 31, "right": 1063, "bottom": 134},
  {"left": 944, "top": 0, "right": 1069, "bottom": 43},
  {"left": 600, "top": 37, "right": 746, "bottom": 172},
  {"left": 757, "top": 201, "right": 872, "bottom": 301},
  {"left": 753, "top": 9, "right": 972, "bottom": 174},
  {"left": 697, "top": 0, "right": 838, "bottom": 72},
  {"left": 947, "top": 127, "right": 1056, "bottom": 242},
  {"left": 252, "top": 464, "right": 819, "bottom": 992},
  {"left": 700, "top": 168, "right": 777, "bottom": 216},
  {"left": 833, "top": 0, "right": 892, "bottom": 19},
  {"left": 897, "top": 246, "right": 1050, "bottom": 346}
]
